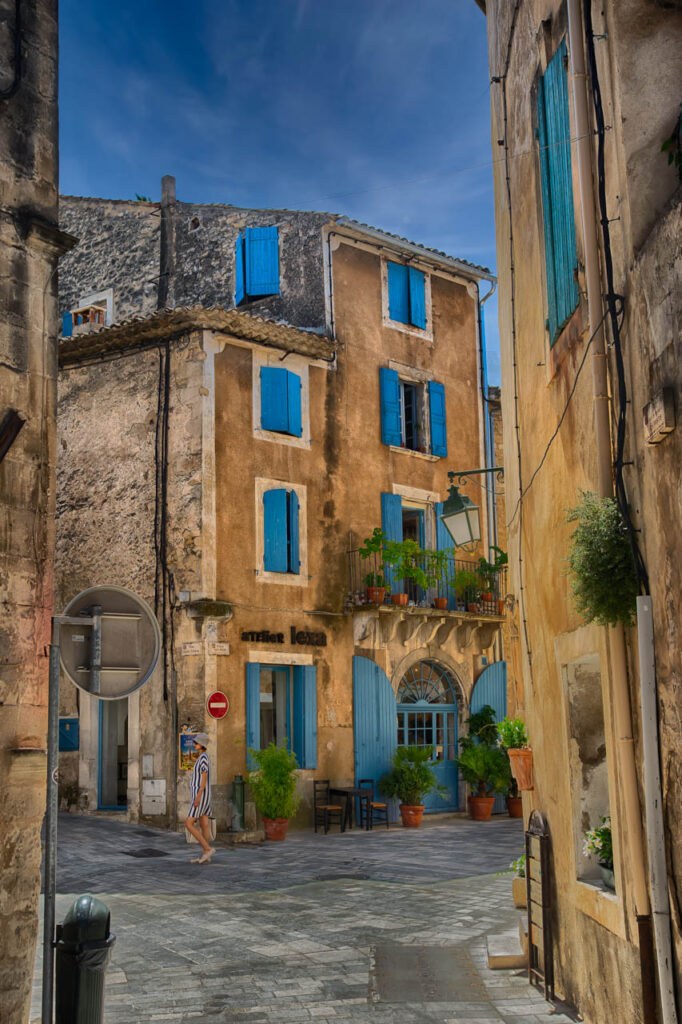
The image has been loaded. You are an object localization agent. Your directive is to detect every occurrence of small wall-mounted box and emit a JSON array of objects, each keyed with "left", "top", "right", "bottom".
[{"left": 643, "top": 388, "right": 675, "bottom": 444}]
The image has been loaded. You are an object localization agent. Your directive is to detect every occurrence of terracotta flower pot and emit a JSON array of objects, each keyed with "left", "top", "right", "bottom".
[
  {"left": 469, "top": 795, "right": 495, "bottom": 821},
  {"left": 467, "top": 602, "right": 480, "bottom": 614},
  {"left": 434, "top": 597, "right": 448, "bottom": 610},
  {"left": 366, "top": 587, "right": 386, "bottom": 604},
  {"left": 497, "top": 599, "right": 505, "bottom": 615},
  {"left": 507, "top": 796, "right": 523, "bottom": 818},
  {"left": 391, "top": 593, "right": 408, "bottom": 606},
  {"left": 263, "top": 817, "right": 289, "bottom": 841},
  {"left": 399, "top": 804, "right": 424, "bottom": 828},
  {"left": 508, "top": 748, "right": 534, "bottom": 791},
  {"left": 481, "top": 591, "right": 492, "bottom": 602}
]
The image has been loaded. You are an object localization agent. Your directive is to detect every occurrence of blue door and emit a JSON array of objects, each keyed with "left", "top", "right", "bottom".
[
  {"left": 470, "top": 661, "right": 508, "bottom": 814},
  {"left": 396, "top": 660, "right": 459, "bottom": 812},
  {"left": 353, "top": 655, "right": 396, "bottom": 816}
]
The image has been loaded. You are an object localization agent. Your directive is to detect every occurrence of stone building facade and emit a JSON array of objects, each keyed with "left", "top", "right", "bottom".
[
  {"left": 477, "top": 1, "right": 682, "bottom": 1021},
  {"left": 0, "top": 2, "right": 74, "bottom": 1022},
  {"left": 55, "top": 184, "right": 513, "bottom": 833}
]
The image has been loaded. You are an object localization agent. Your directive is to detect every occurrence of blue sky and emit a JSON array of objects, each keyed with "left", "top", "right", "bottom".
[{"left": 60, "top": 0, "right": 500, "bottom": 382}]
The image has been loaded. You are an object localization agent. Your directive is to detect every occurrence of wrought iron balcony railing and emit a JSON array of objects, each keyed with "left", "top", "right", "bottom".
[{"left": 347, "top": 548, "right": 507, "bottom": 617}]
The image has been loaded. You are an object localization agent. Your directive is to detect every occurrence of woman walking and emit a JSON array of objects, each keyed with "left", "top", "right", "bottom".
[{"left": 185, "top": 733, "right": 216, "bottom": 864}]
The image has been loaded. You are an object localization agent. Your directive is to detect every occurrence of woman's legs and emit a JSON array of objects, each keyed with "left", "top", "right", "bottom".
[{"left": 185, "top": 815, "right": 211, "bottom": 853}]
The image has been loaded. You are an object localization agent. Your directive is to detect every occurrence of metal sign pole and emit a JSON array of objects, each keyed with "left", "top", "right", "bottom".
[{"left": 41, "top": 618, "right": 61, "bottom": 1024}]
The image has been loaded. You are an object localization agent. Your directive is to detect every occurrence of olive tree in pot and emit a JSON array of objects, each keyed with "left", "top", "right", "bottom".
[
  {"left": 498, "top": 716, "right": 533, "bottom": 793},
  {"left": 247, "top": 743, "right": 301, "bottom": 841},
  {"left": 379, "top": 745, "right": 447, "bottom": 827},
  {"left": 455, "top": 742, "right": 511, "bottom": 820}
]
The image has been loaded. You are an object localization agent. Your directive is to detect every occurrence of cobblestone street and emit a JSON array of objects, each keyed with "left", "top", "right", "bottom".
[{"left": 31, "top": 814, "right": 576, "bottom": 1023}]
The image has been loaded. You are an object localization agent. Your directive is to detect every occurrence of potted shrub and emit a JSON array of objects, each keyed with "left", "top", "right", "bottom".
[
  {"left": 424, "top": 547, "right": 450, "bottom": 609},
  {"left": 584, "top": 816, "right": 614, "bottom": 890},
  {"left": 359, "top": 527, "right": 387, "bottom": 603},
  {"left": 379, "top": 744, "right": 447, "bottom": 827},
  {"left": 509, "top": 853, "right": 527, "bottom": 907},
  {"left": 247, "top": 742, "right": 301, "bottom": 841},
  {"left": 498, "top": 716, "right": 533, "bottom": 792},
  {"left": 384, "top": 538, "right": 427, "bottom": 605},
  {"left": 455, "top": 742, "right": 511, "bottom": 820},
  {"left": 477, "top": 547, "right": 508, "bottom": 603},
  {"left": 453, "top": 568, "right": 483, "bottom": 612},
  {"left": 506, "top": 776, "right": 523, "bottom": 818}
]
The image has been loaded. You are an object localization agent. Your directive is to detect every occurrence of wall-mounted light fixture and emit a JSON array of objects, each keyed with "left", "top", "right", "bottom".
[{"left": 439, "top": 468, "right": 504, "bottom": 548}]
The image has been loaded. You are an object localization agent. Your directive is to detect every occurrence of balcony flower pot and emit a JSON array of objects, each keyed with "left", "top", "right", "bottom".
[
  {"left": 507, "top": 795, "right": 523, "bottom": 818},
  {"left": 391, "top": 592, "right": 408, "bottom": 606},
  {"left": 469, "top": 795, "right": 495, "bottom": 821},
  {"left": 399, "top": 804, "right": 425, "bottom": 828},
  {"left": 467, "top": 603, "right": 480, "bottom": 614},
  {"left": 263, "top": 817, "right": 290, "bottom": 841},
  {"left": 507, "top": 748, "right": 533, "bottom": 791},
  {"left": 497, "top": 599, "right": 505, "bottom": 615},
  {"left": 434, "top": 597, "right": 448, "bottom": 610},
  {"left": 366, "top": 587, "right": 386, "bottom": 604},
  {"left": 481, "top": 591, "right": 492, "bottom": 602}
]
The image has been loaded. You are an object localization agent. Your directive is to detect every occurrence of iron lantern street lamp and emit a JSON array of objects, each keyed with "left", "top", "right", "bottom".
[{"left": 439, "top": 468, "right": 504, "bottom": 549}]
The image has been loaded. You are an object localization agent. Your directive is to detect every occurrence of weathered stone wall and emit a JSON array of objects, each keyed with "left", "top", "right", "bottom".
[
  {"left": 59, "top": 191, "right": 331, "bottom": 329},
  {"left": 482, "top": 1, "right": 682, "bottom": 1020},
  {"left": 0, "top": 1, "right": 63, "bottom": 1021}
]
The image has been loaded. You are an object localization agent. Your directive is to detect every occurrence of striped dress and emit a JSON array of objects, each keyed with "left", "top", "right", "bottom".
[{"left": 189, "top": 751, "right": 212, "bottom": 818}]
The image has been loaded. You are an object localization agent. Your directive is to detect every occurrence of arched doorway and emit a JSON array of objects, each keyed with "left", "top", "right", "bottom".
[{"left": 396, "top": 660, "right": 460, "bottom": 812}]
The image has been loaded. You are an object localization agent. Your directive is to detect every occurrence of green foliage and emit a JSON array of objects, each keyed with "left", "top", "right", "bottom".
[
  {"left": 497, "top": 852, "right": 526, "bottom": 878},
  {"left": 565, "top": 491, "right": 638, "bottom": 627},
  {"left": 135, "top": 193, "right": 152, "bottom": 202},
  {"left": 358, "top": 527, "right": 386, "bottom": 558},
  {"left": 583, "top": 816, "right": 613, "bottom": 870},
  {"left": 497, "top": 716, "right": 529, "bottom": 750},
  {"left": 364, "top": 570, "right": 387, "bottom": 589},
  {"left": 461, "top": 704, "right": 499, "bottom": 749},
  {"left": 455, "top": 743, "right": 511, "bottom": 798},
  {"left": 453, "top": 568, "right": 483, "bottom": 602},
  {"left": 477, "top": 546, "right": 508, "bottom": 592},
  {"left": 661, "top": 103, "right": 682, "bottom": 183},
  {"left": 379, "top": 745, "right": 448, "bottom": 806},
  {"left": 247, "top": 743, "right": 301, "bottom": 820},
  {"left": 384, "top": 538, "right": 429, "bottom": 590}
]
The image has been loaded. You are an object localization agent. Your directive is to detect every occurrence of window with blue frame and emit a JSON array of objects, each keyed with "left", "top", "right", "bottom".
[
  {"left": 387, "top": 261, "right": 426, "bottom": 329},
  {"left": 260, "top": 366, "right": 302, "bottom": 436},
  {"left": 235, "top": 226, "right": 280, "bottom": 305},
  {"left": 263, "top": 487, "right": 300, "bottom": 574},
  {"left": 246, "top": 663, "right": 317, "bottom": 768},
  {"left": 537, "top": 40, "right": 579, "bottom": 345},
  {"left": 379, "top": 367, "right": 447, "bottom": 456}
]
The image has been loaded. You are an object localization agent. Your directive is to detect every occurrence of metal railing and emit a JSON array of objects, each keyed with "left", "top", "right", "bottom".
[{"left": 348, "top": 548, "right": 507, "bottom": 616}]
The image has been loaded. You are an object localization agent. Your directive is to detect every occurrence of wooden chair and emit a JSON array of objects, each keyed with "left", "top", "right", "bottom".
[
  {"left": 313, "top": 780, "right": 345, "bottom": 834},
  {"left": 358, "top": 779, "right": 389, "bottom": 830}
]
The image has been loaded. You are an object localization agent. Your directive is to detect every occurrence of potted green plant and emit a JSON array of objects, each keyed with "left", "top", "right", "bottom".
[
  {"left": 359, "top": 527, "right": 387, "bottom": 603},
  {"left": 477, "top": 547, "right": 508, "bottom": 606},
  {"left": 453, "top": 568, "right": 483, "bottom": 612},
  {"left": 423, "top": 547, "right": 450, "bottom": 609},
  {"left": 498, "top": 716, "right": 533, "bottom": 792},
  {"left": 379, "top": 744, "right": 447, "bottom": 827},
  {"left": 509, "top": 853, "right": 527, "bottom": 907},
  {"left": 455, "top": 742, "right": 511, "bottom": 820},
  {"left": 247, "top": 742, "right": 301, "bottom": 841},
  {"left": 583, "top": 816, "right": 614, "bottom": 890},
  {"left": 384, "top": 538, "right": 427, "bottom": 604}
]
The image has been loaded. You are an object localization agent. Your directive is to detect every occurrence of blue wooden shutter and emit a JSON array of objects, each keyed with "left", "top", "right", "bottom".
[
  {"left": 246, "top": 663, "right": 261, "bottom": 767},
  {"left": 292, "top": 665, "right": 317, "bottom": 769},
  {"left": 387, "top": 261, "right": 409, "bottom": 323},
  {"left": 235, "top": 231, "right": 245, "bottom": 306},
  {"left": 245, "top": 226, "right": 279, "bottom": 297},
  {"left": 470, "top": 661, "right": 508, "bottom": 813},
  {"left": 408, "top": 267, "right": 426, "bottom": 328},
  {"left": 435, "top": 501, "right": 456, "bottom": 610},
  {"left": 59, "top": 718, "right": 79, "bottom": 751},
  {"left": 381, "top": 492, "right": 403, "bottom": 593},
  {"left": 260, "top": 367, "right": 289, "bottom": 432},
  {"left": 428, "top": 380, "right": 447, "bottom": 457},
  {"left": 61, "top": 312, "right": 73, "bottom": 338},
  {"left": 287, "top": 489, "right": 300, "bottom": 574},
  {"left": 263, "top": 489, "right": 288, "bottom": 572},
  {"left": 286, "top": 371, "right": 302, "bottom": 437},
  {"left": 538, "top": 40, "right": 578, "bottom": 344},
  {"left": 353, "top": 655, "right": 397, "bottom": 817},
  {"left": 379, "top": 367, "right": 401, "bottom": 446}
]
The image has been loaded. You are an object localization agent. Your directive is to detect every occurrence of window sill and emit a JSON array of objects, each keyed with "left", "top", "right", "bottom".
[
  {"left": 574, "top": 877, "right": 625, "bottom": 938},
  {"left": 383, "top": 317, "right": 433, "bottom": 342},
  {"left": 389, "top": 445, "right": 439, "bottom": 462}
]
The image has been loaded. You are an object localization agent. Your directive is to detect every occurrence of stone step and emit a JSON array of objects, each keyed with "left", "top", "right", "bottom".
[{"left": 486, "top": 919, "right": 528, "bottom": 970}]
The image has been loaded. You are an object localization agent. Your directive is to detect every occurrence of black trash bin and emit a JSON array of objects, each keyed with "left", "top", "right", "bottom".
[{"left": 55, "top": 894, "right": 116, "bottom": 1024}]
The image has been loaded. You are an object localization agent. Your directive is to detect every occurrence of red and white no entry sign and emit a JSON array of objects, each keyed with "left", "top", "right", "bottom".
[{"left": 206, "top": 690, "right": 229, "bottom": 720}]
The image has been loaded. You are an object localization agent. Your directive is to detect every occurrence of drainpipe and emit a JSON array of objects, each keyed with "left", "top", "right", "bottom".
[
  {"left": 478, "top": 282, "right": 498, "bottom": 557},
  {"left": 567, "top": 4, "right": 662, "bottom": 1021}
]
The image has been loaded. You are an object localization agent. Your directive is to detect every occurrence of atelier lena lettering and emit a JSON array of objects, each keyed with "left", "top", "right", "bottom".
[{"left": 240, "top": 627, "right": 327, "bottom": 647}]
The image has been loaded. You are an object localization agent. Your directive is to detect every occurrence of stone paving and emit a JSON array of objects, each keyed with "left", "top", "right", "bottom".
[{"left": 31, "top": 814, "right": 578, "bottom": 1024}]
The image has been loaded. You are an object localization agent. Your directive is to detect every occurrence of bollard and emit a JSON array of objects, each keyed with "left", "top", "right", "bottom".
[
  {"left": 55, "top": 895, "right": 116, "bottom": 1024},
  {"left": 232, "top": 773, "right": 245, "bottom": 830}
]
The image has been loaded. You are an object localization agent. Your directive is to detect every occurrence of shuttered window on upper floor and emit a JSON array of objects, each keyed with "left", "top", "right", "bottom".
[
  {"left": 387, "top": 262, "right": 426, "bottom": 329},
  {"left": 379, "top": 367, "right": 447, "bottom": 457},
  {"left": 260, "top": 367, "right": 302, "bottom": 436},
  {"left": 235, "top": 226, "right": 280, "bottom": 305},
  {"left": 263, "top": 487, "right": 300, "bottom": 574},
  {"left": 537, "top": 40, "right": 579, "bottom": 346}
]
